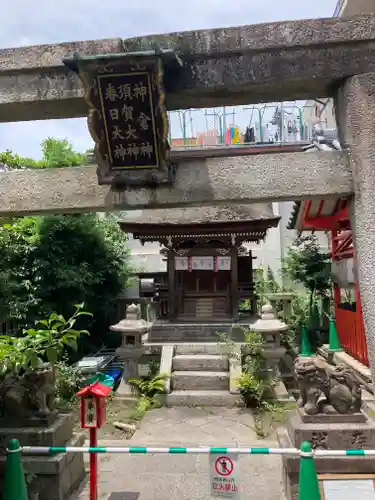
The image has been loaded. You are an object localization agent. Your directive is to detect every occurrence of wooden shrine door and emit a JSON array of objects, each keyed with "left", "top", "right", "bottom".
[{"left": 175, "top": 255, "right": 231, "bottom": 320}]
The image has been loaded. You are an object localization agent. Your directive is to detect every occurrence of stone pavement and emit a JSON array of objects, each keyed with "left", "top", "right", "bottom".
[{"left": 71, "top": 407, "right": 286, "bottom": 500}]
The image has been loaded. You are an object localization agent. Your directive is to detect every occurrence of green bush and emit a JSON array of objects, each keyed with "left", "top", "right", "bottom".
[
  {"left": 219, "top": 329, "right": 279, "bottom": 409},
  {"left": 0, "top": 138, "right": 87, "bottom": 169},
  {"left": 0, "top": 138, "right": 132, "bottom": 353},
  {"left": 128, "top": 374, "right": 167, "bottom": 421},
  {"left": 281, "top": 235, "right": 332, "bottom": 349},
  {"left": 0, "top": 304, "right": 91, "bottom": 377},
  {"left": 54, "top": 355, "right": 85, "bottom": 408},
  {"left": 0, "top": 214, "right": 131, "bottom": 352},
  {"left": 34, "top": 214, "right": 131, "bottom": 345}
]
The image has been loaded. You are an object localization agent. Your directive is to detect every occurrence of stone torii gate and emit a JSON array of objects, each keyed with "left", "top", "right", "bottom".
[{"left": 1, "top": 13, "right": 375, "bottom": 386}]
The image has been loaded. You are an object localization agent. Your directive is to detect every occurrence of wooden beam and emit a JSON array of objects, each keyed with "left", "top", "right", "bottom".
[
  {"left": 334, "top": 232, "right": 353, "bottom": 258},
  {"left": 303, "top": 206, "right": 350, "bottom": 230},
  {"left": 0, "top": 151, "right": 352, "bottom": 216}
]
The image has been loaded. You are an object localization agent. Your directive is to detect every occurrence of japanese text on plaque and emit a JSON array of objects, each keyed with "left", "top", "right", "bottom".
[{"left": 97, "top": 72, "right": 159, "bottom": 168}]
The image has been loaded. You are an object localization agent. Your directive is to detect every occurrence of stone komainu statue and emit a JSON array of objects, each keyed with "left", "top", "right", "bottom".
[
  {"left": 294, "top": 356, "right": 362, "bottom": 415},
  {"left": 0, "top": 363, "right": 55, "bottom": 421}
]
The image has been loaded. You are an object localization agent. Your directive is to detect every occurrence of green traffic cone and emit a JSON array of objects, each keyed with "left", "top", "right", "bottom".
[
  {"left": 300, "top": 326, "right": 313, "bottom": 357},
  {"left": 328, "top": 317, "right": 343, "bottom": 352},
  {"left": 3, "top": 439, "right": 28, "bottom": 500},
  {"left": 298, "top": 441, "right": 321, "bottom": 500}
]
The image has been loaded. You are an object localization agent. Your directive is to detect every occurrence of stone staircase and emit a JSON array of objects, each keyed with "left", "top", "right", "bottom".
[
  {"left": 165, "top": 343, "right": 242, "bottom": 407},
  {"left": 195, "top": 298, "right": 213, "bottom": 318}
]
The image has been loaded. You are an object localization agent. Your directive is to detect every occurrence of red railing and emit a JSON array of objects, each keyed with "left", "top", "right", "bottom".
[{"left": 335, "top": 305, "right": 369, "bottom": 367}]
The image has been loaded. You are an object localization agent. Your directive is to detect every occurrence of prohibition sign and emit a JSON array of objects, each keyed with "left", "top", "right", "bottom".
[{"left": 215, "top": 456, "right": 234, "bottom": 476}]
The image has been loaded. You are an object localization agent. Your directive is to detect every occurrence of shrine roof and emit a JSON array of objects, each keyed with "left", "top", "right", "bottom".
[{"left": 119, "top": 203, "right": 280, "bottom": 234}]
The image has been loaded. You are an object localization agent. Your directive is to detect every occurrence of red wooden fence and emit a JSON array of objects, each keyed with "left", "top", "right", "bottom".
[{"left": 335, "top": 305, "right": 369, "bottom": 367}]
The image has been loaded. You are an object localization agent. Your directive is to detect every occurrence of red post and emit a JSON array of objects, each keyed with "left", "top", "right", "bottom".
[
  {"left": 76, "top": 379, "right": 112, "bottom": 500},
  {"left": 89, "top": 427, "right": 98, "bottom": 500}
]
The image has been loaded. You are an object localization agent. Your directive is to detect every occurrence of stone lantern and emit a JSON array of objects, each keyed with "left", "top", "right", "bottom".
[
  {"left": 265, "top": 292, "right": 295, "bottom": 320},
  {"left": 110, "top": 303, "right": 151, "bottom": 395},
  {"left": 252, "top": 303, "right": 288, "bottom": 368}
]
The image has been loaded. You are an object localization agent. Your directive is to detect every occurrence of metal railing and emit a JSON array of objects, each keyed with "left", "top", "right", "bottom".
[{"left": 167, "top": 103, "right": 319, "bottom": 149}]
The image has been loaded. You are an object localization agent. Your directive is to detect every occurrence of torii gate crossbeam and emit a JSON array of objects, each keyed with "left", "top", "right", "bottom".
[{"left": 1, "top": 13, "right": 375, "bottom": 122}]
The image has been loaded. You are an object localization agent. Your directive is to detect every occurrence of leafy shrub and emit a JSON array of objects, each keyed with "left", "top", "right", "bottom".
[
  {"left": 128, "top": 373, "right": 166, "bottom": 399},
  {"left": 0, "top": 304, "right": 91, "bottom": 377},
  {"left": 219, "top": 329, "right": 279, "bottom": 409},
  {"left": 254, "top": 267, "right": 281, "bottom": 307},
  {"left": 0, "top": 138, "right": 131, "bottom": 354},
  {"left": 54, "top": 355, "right": 85, "bottom": 408},
  {"left": 34, "top": 214, "right": 131, "bottom": 329},
  {"left": 0, "top": 214, "right": 131, "bottom": 353},
  {"left": 128, "top": 374, "right": 166, "bottom": 421},
  {"left": 282, "top": 234, "right": 331, "bottom": 306}
]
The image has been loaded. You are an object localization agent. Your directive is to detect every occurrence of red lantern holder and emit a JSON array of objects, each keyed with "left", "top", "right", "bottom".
[{"left": 76, "top": 380, "right": 112, "bottom": 500}]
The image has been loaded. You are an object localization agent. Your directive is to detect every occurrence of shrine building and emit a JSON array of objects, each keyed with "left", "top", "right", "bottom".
[{"left": 119, "top": 204, "right": 280, "bottom": 343}]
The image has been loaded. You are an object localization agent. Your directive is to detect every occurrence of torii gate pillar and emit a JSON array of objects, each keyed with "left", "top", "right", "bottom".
[{"left": 336, "top": 73, "right": 375, "bottom": 385}]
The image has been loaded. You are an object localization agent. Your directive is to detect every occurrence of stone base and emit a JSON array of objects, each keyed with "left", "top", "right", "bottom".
[
  {"left": 0, "top": 409, "right": 59, "bottom": 428},
  {"left": 288, "top": 409, "right": 375, "bottom": 449},
  {"left": 0, "top": 412, "right": 74, "bottom": 450},
  {"left": 0, "top": 433, "right": 86, "bottom": 500},
  {"left": 149, "top": 320, "right": 255, "bottom": 342},
  {"left": 0, "top": 412, "right": 86, "bottom": 500},
  {"left": 277, "top": 410, "right": 375, "bottom": 500},
  {"left": 297, "top": 407, "right": 367, "bottom": 424}
]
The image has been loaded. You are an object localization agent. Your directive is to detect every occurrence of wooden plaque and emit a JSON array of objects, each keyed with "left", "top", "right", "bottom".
[{"left": 97, "top": 71, "right": 159, "bottom": 170}]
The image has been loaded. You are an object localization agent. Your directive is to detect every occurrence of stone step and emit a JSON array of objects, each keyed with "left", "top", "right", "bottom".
[
  {"left": 172, "top": 371, "right": 229, "bottom": 391},
  {"left": 175, "top": 343, "right": 225, "bottom": 356},
  {"left": 173, "top": 354, "right": 228, "bottom": 372},
  {"left": 165, "top": 390, "right": 242, "bottom": 407}
]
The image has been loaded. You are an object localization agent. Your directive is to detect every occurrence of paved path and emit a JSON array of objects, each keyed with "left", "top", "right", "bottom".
[{"left": 71, "top": 407, "right": 286, "bottom": 500}]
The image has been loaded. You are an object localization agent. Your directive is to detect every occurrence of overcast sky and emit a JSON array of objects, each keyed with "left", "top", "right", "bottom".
[{"left": 0, "top": 0, "right": 338, "bottom": 159}]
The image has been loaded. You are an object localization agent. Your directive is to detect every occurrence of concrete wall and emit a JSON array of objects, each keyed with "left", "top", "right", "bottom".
[{"left": 246, "top": 202, "right": 295, "bottom": 281}]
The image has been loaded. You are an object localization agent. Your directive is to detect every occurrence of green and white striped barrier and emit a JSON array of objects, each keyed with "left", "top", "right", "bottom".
[
  {"left": 19, "top": 445, "right": 375, "bottom": 456},
  {"left": 9, "top": 439, "right": 375, "bottom": 500}
]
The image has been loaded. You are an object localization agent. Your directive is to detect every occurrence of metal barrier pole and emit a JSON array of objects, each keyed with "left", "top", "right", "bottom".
[
  {"left": 20, "top": 444, "right": 375, "bottom": 456},
  {"left": 20, "top": 445, "right": 300, "bottom": 455},
  {"left": 90, "top": 428, "right": 98, "bottom": 500},
  {"left": 18, "top": 442, "right": 375, "bottom": 499}
]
